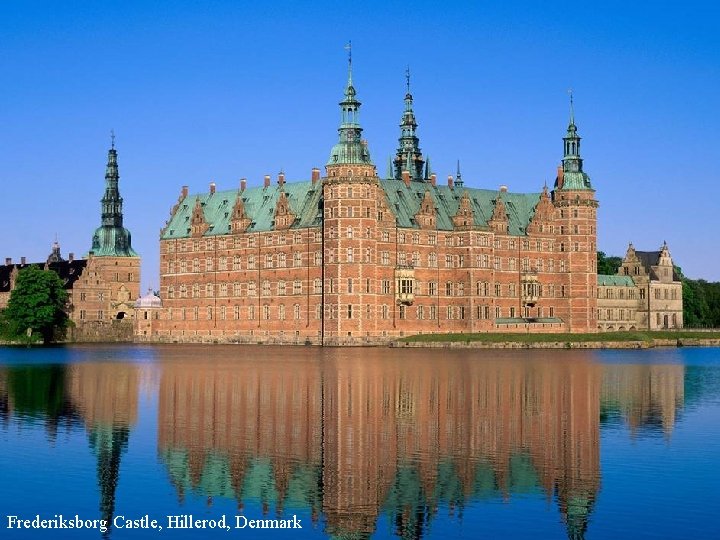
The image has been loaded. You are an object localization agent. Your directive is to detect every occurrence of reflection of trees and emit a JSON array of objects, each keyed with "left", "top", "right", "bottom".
[
  {"left": 4, "top": 365, "right": 79, "bottom": 437},
  {"left": 156, "top": 349, "right": 604, "bottom": 540}
]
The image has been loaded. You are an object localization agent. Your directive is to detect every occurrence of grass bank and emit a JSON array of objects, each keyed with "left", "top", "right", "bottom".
[{"left": 399, "top": 330, "right": 720, "bottom": 345}]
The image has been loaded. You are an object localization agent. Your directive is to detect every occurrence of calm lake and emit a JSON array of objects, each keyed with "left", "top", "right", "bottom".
[{"left": 1, "top": 345, "right": 718, "bottom": 539}]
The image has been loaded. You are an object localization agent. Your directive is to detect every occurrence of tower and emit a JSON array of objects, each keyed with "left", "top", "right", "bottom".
[
  {"left": 323, "top": 46, "right": 381, "bottom": 344},
  {"left": 553, "top": 94, "right": 598, "bottom": 332},
  {"left": 393, "top": 69, "right": 425, "bottom": 181},
  {"left": 81, "top": 135, "right": 141, "bottom": 321}
]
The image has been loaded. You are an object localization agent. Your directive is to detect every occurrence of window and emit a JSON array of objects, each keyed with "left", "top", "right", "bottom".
[
  {"left": 347, "top": 248, "right": 354, "bottom": 263},
  {"left": 315, "top": 251, "right": 322, "bottom": 265},
  {"left": 428, "top": 252, "right": 437, "bottom": 267},
  {"left": 347, "top": 304, "right": 353, "bottom": 319},
  {"left": 314, "top": 278, "right": 322, "bottom": 294},
  {"left": 429, "top": 281, "right": 437, "bottom": 296},
  {"left": 278, "top": 280, "right": 287, "bottom": 295},
  {"left": 263, "top": 305, "right": 270, "bottom": 320},
  {"left": 347, "top": 278, "right": 353, "bottom": 293},
  {"left": 279, "top": 304, "right": 286, "bottom": 320},
  {"left": 233, "top": 256, "right": 241, "bottom": 270},
  {"left": 247, "top": 255, "right": 256, "bottom": 270},
  {"left": 234, "top": 306, "right": 240, "bottom": 320},
  {"left": 262, "top": 280, "right": 270, "bottom": 296},
  {"left": 293, "top": 280, "right": 302, "bottom": 295},
  {"left": 381, "top": 251, "right": 390, "bottom": 265},
  {"left": 278, "top": 253, "right": 287, "bottom": 268},
  {"left": 382, "top": 305, "right": 389, "bottom": 319},
  {"left": 382, "top": 280, "right": 391, "bottom": 294},
  {"left": 346, "top": 227, "right": 354, "bottom": 238},
  {"left": 446, "top": 282, "right": 453, "bottom": 296},
  {"left": 294, "top": 304, "right": 301, "bottom": 320},
  {"left": 398, "top": 305, "right": 406, "bottom": 319}
]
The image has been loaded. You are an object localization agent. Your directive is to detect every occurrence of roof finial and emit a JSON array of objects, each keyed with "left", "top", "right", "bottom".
[
  {"left": 110, "top": 129, "right": 116, "bottom": 150},
  {"left": 405, "top": 66, "right": 411, "bottom": 94},
  {"left": 344, "top": 41, "right": 352, "bottom": 85},
  {"left": 568, "top": 88, "right": 575, "bottom": 125},
  {"left": 456, "top": 159, "right": 461, "bottom": 179}
]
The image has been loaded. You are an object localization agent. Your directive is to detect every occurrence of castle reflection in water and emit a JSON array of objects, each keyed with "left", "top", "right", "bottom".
[{"left": 0, "top": 348, "right": 685, "bottom": 539}]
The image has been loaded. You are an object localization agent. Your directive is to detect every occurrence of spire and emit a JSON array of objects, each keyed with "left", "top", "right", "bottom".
[
  {"left": 393, "top": 67, "right": 425, "bottom": 181},
  {"left": 555, "top": 92, "right": 592, "bottom": 190},
  {"left": 326, "top": 43, "right": 373, "bottom": 167},
  {"left": 89, "top": 137, "right": 138, "bottom": 256},
  {"left": 47, "top": 238, "right": 65, "bottom": 263},
  {"left": 386, "top": 156, "right": 394, "bottom": 179},
  {"left": 455, "top": 160, "right": 463, "bottom": 187}
]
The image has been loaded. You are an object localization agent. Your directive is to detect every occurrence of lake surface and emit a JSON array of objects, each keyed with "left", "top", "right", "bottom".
[{"left": 1, "top": 345, "right": 718, "bottom": 539}]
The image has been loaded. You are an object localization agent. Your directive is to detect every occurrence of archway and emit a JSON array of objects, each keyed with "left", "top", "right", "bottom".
[{"left": 116, "top": 312, "right": 126, "bottom": 320}]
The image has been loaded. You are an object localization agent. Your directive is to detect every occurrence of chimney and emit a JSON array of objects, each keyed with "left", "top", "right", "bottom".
[
  {"left": 5, "top": 257, "right": 11, "bottom": 266},
  {"left": 557, "top": 165, "right": 564, "bottom": 188},
  {"left": 181, "top": 185, "right": 189, "bottom": 198},
  {"left": 69, "top": 252, "right": 74, "bottom": 262},
  {"left": 430, "top": 173, "right": 437, "bottom": 187},
  {"left": 263, "top": 175, "right": 271, "bottom": 188},
  {"left": 240, "top": 178, "right": 247, "bottom": 192},
  {"left": 278, "top": 172, "right": 285, "bottom": 186},
  {"left": 447, "top": 175, "right": 454, "bottom": 189},
  {"left": 20, "top": 257, "right": 26, "bottom": 265},
  {"left": 500, "top": 185, "right": 508, "bottom": 193},
  {"left": 209, "top": 182, "right": 216, "bottom": 195},
  {"left": 401, "top": 170, "right": 411, "bottom": 187},
  {"left": 311, "top": 168, "right": 320, "bottom": 184}
]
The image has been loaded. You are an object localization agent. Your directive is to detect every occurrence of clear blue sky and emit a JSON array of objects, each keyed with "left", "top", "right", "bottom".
[{"left": 1, "top": 0, "right": 718, "bottom": 288}]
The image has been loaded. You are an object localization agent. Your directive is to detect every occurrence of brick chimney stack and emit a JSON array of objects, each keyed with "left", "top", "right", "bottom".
[
  {"left": 20, "top": 257, "right": 26, "bottom": 265},
  {"left": 209, "top": 182, "right": 216, "bottom": 195},
  {"left": 69, "top": 253, "right": 74, "bottom": 262},
  {"left": 402, "top": 170, "right": 411, "bottom": 187},
  {"left": 557, "top": 165, "right": 564, "bottom": 189},
  {"left": 278, "top": 172, "right": 285, "bottom": 186},
  {"left": 430, "top": 173, "right": 437, "bottom": 187},
  {"left": 311, "top": 168, "right": 320, "bottom": 184},
  {"left": 447, "top": 175, "right": 454, "bottom": 189},
  {"left": 5, "top": 257, "right": 11, "bottom": 265},
  {"left": 181, "top": 186, "right": 189, "bottom": 198},
  {"left": 264, "top": 175, "right": 271, "bottom": 188},
  {"left": 240, "top": 178, "right": 247, "bottom": 192}
]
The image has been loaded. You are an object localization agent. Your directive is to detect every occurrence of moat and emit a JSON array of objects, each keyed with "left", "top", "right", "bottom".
[{"left": 1, "top": 345, "right": 718, "bottom": 539}]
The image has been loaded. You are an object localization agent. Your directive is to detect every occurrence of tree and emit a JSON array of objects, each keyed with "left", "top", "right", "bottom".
[
  {"left": 2, "top": 266, "right": 69, "bottom": 344},
  {"left": 597, "top": 251, "right": 623, "bottom": 275}
]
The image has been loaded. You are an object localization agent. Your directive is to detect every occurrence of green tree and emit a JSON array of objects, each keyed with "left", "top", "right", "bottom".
[
  {"left": 597, "top": 251, "right": 623, "bottom": 275},
  {"left": 2, "top": 266, "right": 69, "bottom": 344}
]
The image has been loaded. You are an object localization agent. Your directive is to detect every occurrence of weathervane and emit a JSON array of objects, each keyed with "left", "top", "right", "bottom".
[
  {"left": 110, "top": 129, "right": 116, "bottom": 149},
  {"left": 568, "top": 88, "right": 575, "bottom": 124},
  {"left": 405, "top": 66, "right": 411, "bottom": 94}
]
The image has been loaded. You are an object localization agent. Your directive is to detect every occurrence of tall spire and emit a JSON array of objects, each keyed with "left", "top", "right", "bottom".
[
  {"left": 455, "top": 160, "right": 463, "bottom": 187},
  {"left": 555, "top": 93, "right": 592, "bottom": 190},
  {"left": 326, "top": 43, "right": 373, "bottom": 167},
  {"left": 563, "top": 91, "right": 583, "bottom": 174},
  {"left": 393, "top": 67, "right": 425, "bottom": 181},
  {"left": 89, "top": 136, "right": 139, "bottom": 256}
]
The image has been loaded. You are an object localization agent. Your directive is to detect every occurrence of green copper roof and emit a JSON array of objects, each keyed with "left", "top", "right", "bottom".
[
  {"left": 597, "top": 275, "right": 635, "bottom": 287},
  {"left": 559, "top": 171, "right": 593, "bottom": 191},
  {"left": 379, "top": 178, "right": 542, "bottom": 235},
  {"left": 90, "top": 226, "right": 138, "bottom": 257},
  {"left": 161, "top": 181, "right": 322, "bottom": 239},
  {"left": 163, "top": 178, "right": 547, "bottom": 240}
]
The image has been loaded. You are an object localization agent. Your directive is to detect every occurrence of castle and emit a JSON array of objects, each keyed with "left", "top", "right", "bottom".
[
  {"left": 0, "top": 139, "right": 141, "bottom": 341},
  {"left": 1, "top": 60, "right": 683, "bottom": 344}
]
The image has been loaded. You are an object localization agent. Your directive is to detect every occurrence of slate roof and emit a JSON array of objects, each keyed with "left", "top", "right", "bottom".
[
  {"left": 0, "top": 260, "right": 88, "bottom": 293},
  {"left": 634, "top": 250, "right": 681, "bottom": 281},
  {"left": 161, "top": 179, "right": 542, "bottom": 239},
  {"left": 597, "top": 275, "right": 635, "bottom": 287}
]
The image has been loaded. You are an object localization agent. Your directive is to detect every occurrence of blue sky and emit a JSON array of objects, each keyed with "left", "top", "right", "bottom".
[{"left": 1, "top": 0, "right": 718, "bottom": 287}]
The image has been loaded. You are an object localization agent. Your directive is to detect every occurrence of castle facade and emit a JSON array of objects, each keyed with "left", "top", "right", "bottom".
[{"left": 153, "top": 64, "right": 599, "bottom": 345}]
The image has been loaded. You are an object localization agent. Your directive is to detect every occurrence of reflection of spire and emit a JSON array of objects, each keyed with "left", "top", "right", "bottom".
[{"left": 90, "top": 425, "right": 130, "bottom": 538}]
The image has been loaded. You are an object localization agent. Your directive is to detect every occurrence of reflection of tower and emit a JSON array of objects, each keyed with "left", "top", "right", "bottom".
[{"left": 68, "top": 363, "right": 139, "bottom": 536}]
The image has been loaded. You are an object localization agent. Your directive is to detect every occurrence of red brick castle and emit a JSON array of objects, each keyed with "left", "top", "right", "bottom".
[{"left": 154, "top": 60, "right": 599, "bottom": 345}]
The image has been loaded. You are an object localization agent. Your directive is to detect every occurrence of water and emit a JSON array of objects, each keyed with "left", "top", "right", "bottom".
[{"left": 1, "top": 345, "right": 718, "bottom": 539}]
